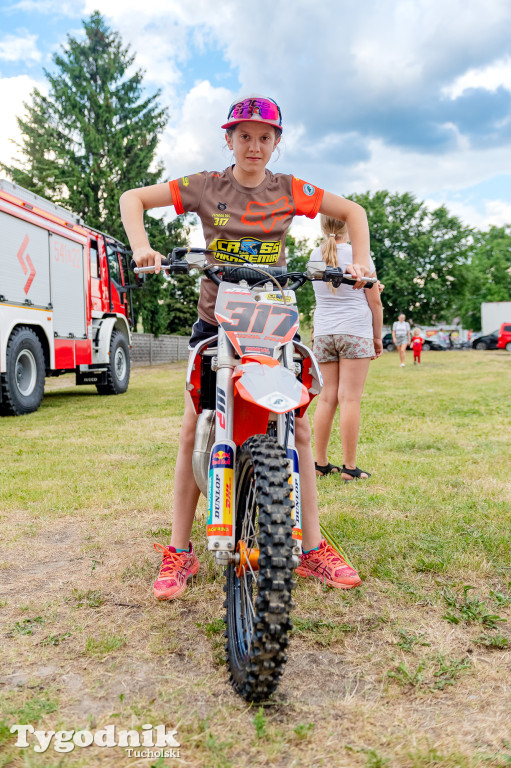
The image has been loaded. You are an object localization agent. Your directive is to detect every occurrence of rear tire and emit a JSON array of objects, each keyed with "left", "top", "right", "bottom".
[
  {"left": 506, "top": 342, "right": 511, "bottom": 352},
  {"left": 0, "top": 326, "right": 45, "bottom": 416},
  {"left": 224, "top": 434, "right": 295, "bottom": 702},
  {"left": 96, "top": 330, "right": 130, "bottom": 395}
]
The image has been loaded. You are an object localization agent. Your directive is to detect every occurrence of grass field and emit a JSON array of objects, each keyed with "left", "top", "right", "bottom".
[{"left": 0, "top": 349, "right": 510, "bottom": 767}]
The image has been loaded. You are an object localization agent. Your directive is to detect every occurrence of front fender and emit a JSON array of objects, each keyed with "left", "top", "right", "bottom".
[{"left": 233, "top": 360, "right": 309, "bottom": 413}]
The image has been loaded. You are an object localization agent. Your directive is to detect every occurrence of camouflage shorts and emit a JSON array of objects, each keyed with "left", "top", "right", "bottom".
[{"left": 313, "top": 334, "right": 375, "bottom": 361}]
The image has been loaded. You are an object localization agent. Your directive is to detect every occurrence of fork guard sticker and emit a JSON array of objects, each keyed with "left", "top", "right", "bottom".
[
  {"left": 207, "top": 443, "right": 234, "bottom": 537},
  {"left": 287, "top": 447, "right": 302, "bottom": 539}
]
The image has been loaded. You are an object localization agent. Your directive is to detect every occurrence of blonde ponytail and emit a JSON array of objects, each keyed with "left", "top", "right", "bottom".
[{"left": 319, "top": 215, "right": 348, "bottom": 292}]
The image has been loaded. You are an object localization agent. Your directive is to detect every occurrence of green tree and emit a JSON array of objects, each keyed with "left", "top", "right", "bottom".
[
  {"left": 2, "top": 11, "right": 200, "bottom": 335},
  {"left": 2, "top": 11, "right": 167, "bottom": 242},
  {"left": 132, "top": 215, "right": 199, "bottom": 336},
  {"left": 456, "top": 226, "right": 511, "bottom": 330},
  {"left": 349, "top": 191, "right": 474, "bottom": 325},
  {"left": 286, "top": 232, "right": 314, "bottom": 324}
]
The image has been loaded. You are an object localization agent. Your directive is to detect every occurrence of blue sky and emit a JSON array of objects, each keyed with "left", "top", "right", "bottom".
[{"left": 1, "top": 0, "right": 511, "bottom": 242}]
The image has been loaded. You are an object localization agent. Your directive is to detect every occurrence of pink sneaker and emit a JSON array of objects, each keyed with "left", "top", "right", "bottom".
[
  {"left": 153, "top": 542, "right": 200, "bottom": 600},
  {"left": 295, "top": 539, "right": 362, "bottom": 589}
]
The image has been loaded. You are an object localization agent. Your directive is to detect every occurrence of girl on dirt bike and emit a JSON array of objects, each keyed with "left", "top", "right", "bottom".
[{"left": 120, "top": 95, "right": 371, "bottom": 599}]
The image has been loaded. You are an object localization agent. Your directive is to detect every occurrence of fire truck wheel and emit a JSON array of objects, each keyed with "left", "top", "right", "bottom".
[
  {"left": 1, "top": 326, "right": 45, "bottom": 416},
  {"left": 96, "top": 330, "right": 130, "bottom": 395}
]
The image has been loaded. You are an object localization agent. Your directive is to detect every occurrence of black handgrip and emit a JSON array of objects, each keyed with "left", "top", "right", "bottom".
[
  {"left": 324, "top": 268, "right": 374, "bottom": 289},
  {"left": 339, "top": 275, "right": 374, "bottom": 289}
]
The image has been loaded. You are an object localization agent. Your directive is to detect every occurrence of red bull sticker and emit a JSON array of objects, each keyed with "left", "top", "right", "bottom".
[{"left": 212, "top": 448, "right": 232, "bottom": 467}]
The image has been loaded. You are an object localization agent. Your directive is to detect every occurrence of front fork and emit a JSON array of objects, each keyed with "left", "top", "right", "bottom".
[
  {"left": 206, "top": 333, "right": 303, "bottom": 563},
  {"left": 277, "top": 410, "right": 303, "bottom": 557},
  {"left": 207, "top": 329, "right": 236, "bottom": 556}
]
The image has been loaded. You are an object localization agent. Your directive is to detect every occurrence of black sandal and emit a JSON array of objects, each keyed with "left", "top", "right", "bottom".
[
  {"left": 341, "top": 465, "right": 372, "bottom": 483},
  {"left": 315, "top": 462, "right": 342, "bottom": 476}
]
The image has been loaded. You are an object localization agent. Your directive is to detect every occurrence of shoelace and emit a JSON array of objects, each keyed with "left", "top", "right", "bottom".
[
  {"left": 154, "top": 542, "right": 186, "bottom": 575},
  {"left": 320, "top": 544, "right": 349, "bottom": 568}
]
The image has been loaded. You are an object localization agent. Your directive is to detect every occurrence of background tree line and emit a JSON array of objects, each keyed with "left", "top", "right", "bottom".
[{"left": 3, "top": 12, "right": 510, "bottom": 334}]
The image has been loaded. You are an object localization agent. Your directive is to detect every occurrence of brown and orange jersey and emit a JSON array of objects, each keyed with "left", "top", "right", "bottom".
[{"left": 169, "top": 166, "right": 324, "bottom": 324}]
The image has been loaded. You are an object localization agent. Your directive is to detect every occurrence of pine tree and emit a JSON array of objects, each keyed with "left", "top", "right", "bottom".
[
  {"left": 3, "top": 11, "right": 200, "bottom": 335},
  {"left": 3, "top": 11, "right": 167, "bottom": 243}
]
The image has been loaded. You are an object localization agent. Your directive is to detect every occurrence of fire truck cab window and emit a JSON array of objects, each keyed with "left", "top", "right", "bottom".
[
  {"left": 90, "top": 240, "right": 100, "bottom": 279},
  {"left": 106, "top": 244, "right": 122, "bottom": 285}
]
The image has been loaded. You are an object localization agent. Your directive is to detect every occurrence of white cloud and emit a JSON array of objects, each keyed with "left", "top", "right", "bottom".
[
  {"left": 9, "top": 0, "right": 83, "bottom": 14},
  {"left": 0, "top": 33, "right": 41, "bottom": 63},
  {"left": 0, "top": 74, "right": 41, "bottom": 169},
  {"left": 157, "top": 80, "right": 235, "bottom": 175},
  {"left": 443, "top": 55, "right": 511, "bottom": 99},
  {"left": 340, "top": 137, "right": 511, "bottom": 201},
  {"left": 424, "top": 197, "right": 511, "bottom": 231},
  {"left": 2, "top": 0, "right": 511, "bottom": 233}
]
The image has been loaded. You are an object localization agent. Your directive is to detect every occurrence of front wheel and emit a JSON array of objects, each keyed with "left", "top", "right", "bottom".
[
  {"left": 506, "top": 342, "right": 511, "bottom": 353},
  {"left": 224, "top": 434, "right": 295, "bottom": 702},
  {"left": 96, "top": 330, "right": 130, "bottom": 395}
]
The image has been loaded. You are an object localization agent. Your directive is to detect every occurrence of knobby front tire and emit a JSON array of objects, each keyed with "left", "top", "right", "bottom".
[{"left": 224, "top": 434, "right": 295, "bottom": 702}]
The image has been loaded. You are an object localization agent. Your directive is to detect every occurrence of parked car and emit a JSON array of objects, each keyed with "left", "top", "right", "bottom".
[
  {"left": 382, "top": 332, "right": 447, "bottom": 351},
  {"left": 497, "top": 322, "right": 511, "bottom": 352},
  {"left": 382, "top": 332, "right": 395, "bottom": 350},
  {"left": 472, "top": 330, "right": 499, "bottom": 350}
]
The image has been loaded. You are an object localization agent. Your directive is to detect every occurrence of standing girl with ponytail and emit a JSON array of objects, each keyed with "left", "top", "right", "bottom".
[{"left": 311, "top": 215, "right": 383, "bottom": 481}]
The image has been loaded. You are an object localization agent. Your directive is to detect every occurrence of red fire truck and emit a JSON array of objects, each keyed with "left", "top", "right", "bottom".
[{"left": 0, "top": 180, "right": 134, "bottom": 416}]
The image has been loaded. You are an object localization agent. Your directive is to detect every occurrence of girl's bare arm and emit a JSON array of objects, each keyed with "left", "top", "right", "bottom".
[
  {"left": 365, "top": 272, "right": 384, "bottom": 358},
  {"left": 119, "top": 183, "right": 174, "bottom": 273},
  {"left": 319, "top": 192, "right": 370, "bottom": 285}
]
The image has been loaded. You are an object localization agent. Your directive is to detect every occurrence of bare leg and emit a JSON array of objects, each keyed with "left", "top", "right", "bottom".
[
  {"left": 338, "top": 357, "right": 371, "bottom": 480},
  {"left": 295, "top": 414, "right": 322, "bottom": 551},
  {"left": 398, "top": 344, "right": 406, "bottom": 364},
  {"left": 169, "top": 391, "right": 201, "bottom": 549},
  {"left": 313, "top": 361, "right": 340, "bottom": 467}
]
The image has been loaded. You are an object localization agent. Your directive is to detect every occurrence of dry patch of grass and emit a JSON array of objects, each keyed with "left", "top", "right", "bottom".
[{"left": 0, "top": 352, "right": 510, "bottom": 767}]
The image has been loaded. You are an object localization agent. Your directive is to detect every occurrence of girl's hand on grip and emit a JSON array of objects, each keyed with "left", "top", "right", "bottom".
[
  {"left": 345, "top": 261, "right": 371, "bottom": 290},
  {"left": 132, "top": 246, "right": 164, "bottom": 274}
]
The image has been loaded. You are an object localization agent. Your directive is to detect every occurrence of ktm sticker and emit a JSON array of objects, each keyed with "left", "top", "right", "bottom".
[
  {"left": 212, "top": 213, "right": 230, "bottom": 226},
  {"left": 208, "top": 238, "right": 281, "bottom": 263},
  {"left": 207, "top": 524, "right": 233, "bottom": 536},
  {"left": 241, "top": 196, "right": 293, "bottom": 233}
]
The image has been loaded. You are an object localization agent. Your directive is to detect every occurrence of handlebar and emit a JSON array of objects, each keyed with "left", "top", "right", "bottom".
[{"left": 131, "top": 247, "right": 377, "bottom": 291}]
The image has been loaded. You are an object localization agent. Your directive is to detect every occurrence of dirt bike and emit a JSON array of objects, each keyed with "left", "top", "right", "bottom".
[{"left": 135, "top": 249, "right": 376, "bottom": 701}]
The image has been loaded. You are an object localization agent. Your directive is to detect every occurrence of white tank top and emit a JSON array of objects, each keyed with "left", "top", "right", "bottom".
[{"left": 311, "top": 243, "right": 375, "bottom": 339}]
